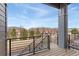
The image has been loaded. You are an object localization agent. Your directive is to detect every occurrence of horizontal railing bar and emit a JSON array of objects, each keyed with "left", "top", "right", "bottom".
[
  {"left": 10, "top": 46, "right": 28, "bottom": 49},
  {"left": 7, "top": 35, "right": 41, "bottom": 40},
  {"left": 11, "top": 43, "right": 31, "bottom": 45},
  {"left": 69, "top": 45, "right": 79, "bottom": 50},
  {"left": 11, "top": 44, "right": 30, "bottom": 46},
  {"left": 17, "top": 51, "right": 34, "bottom": 56},
  {"left": 10, "top": 41, "right": 32, "bottom": 44}
]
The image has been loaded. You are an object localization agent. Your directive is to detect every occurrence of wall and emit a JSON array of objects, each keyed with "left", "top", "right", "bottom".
[{"left": 0, "top": 3, "right": 7, "bottom": 56}]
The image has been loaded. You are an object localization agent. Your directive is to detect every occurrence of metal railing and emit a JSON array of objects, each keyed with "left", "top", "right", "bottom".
[
  {"left": 7, "top": 33, "right": 50, "bottom": 56},
  {"left": 68, "top": 34, "right": 79, "bottom": 50}
]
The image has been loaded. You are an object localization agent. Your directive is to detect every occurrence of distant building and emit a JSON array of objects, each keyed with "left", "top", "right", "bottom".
[
  {"left": 8, "top": 27, "right": 27, "bottom": 38},
  {"left": 29, "top": 28, "right": 58, "bottom": 34}
]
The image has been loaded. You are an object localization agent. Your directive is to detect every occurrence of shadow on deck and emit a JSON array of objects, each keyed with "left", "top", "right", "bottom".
[{"left": 32, "top": 42, "right": 79, "bottom": 56}]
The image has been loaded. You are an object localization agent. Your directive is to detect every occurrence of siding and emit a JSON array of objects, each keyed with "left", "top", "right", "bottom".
[{"left": 0, "top": 3, "right": 6, "bottom": 56}]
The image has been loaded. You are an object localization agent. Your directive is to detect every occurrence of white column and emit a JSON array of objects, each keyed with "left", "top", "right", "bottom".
[{"left": 58, "top": 4, "right": 68, "bottom": 48}]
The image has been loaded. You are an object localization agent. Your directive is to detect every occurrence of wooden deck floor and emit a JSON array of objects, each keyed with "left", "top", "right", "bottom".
[
  {"left": 32, "top": 43, "right": 79, "bottom": 56},
  {"left": 32, "top": 37, "right": 79, "bottom": 56}
]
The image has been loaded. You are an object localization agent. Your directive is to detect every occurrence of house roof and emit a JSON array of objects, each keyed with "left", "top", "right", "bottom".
[{"left": 44, "top": 3, "right": 70, "bottom": 9}]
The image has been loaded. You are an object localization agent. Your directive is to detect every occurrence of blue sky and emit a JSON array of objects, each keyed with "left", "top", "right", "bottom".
[{"left": 7, "top": 3, "right": 79, "bottom": 29}]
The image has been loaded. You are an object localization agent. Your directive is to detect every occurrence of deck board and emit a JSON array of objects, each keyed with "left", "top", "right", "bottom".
[{"left": 32, "top": 37, "right": 79, "bottom": 56}]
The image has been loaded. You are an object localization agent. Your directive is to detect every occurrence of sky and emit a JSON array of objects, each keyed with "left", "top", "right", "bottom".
[{"left": 7, "top": 3, "right": 79, "bottom": 29}]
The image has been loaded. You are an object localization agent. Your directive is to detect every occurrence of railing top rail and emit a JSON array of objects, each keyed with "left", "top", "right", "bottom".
[
  {"left": 7, "top": 35, "right": 41, "bottom": 40},
  {"left": 69, "top": 45, "right": 79, "bottom": 50},
  {"left": 7, "top": 33, "right": 50, "bottom": 40}
]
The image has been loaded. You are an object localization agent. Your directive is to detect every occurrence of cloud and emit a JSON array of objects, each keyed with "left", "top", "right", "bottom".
[
  {"left": 32, "top": 8, "right": 47, "bottom": 17},
  {"left": 8, "top": 4, "right": 58, "bottom": 29},
  {"left": 70, "top": 7, "right": 78, "bottom": 10},
  {"left": 25, "top": 16, "right": 58, "bottom": 28},
  {"left": 13, "top": 3, "right": 49, "bottom": 18},
  {"left": 68, "top": 5, "right": 79, "bottom": 18}
]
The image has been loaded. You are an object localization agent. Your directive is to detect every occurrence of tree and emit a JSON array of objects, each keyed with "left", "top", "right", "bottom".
[
  {"left": 20, "top": 29, "right": 28, "bottom": 40},
  {"left": 7, "top": 31, "right": 10, "bottom": 38},
  {"left": 35, "top": 28, "right": 41, "bottom": 36},
  {"left": 71, "top": 28, "right": 79, "bottom": 34},
  {"left": 10, "top": 28, "right": 16, "bottom": 38},
  {"left": 29, "top": 30, "right": 34, "bottom": 37},
  {"left": 71, "top": 28, "right": 79, "bottom": 40}
]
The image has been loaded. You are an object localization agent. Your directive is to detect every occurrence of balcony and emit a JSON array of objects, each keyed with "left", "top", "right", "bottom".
[{"left": 7, "top": 33, "right": 79, "bottom": 56}]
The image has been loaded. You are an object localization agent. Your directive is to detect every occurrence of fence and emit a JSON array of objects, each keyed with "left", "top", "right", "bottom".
[
  {"left": 7, "top": 33, "right": 50, "bottom": 56},
  {"left": 68, "top": 33, "right": 79, "bottom": 50}
]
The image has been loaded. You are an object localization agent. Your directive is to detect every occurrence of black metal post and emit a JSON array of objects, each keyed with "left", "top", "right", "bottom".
[
  {"left": 57, "top": 33, "right": 58, "bottom": 45},
  {"left": 68, "top": 35, "right": 70, "bottom": 49},
  {"left": 29, "top": 45, "right": 30, "bottom": 53},
  {"left": 41, "top": 33, "right": 43, "bottom": 47},
  {"left": 9, "top": 39, "right": 11, "bottom": 56},
  {"left": 5, "top": 3, "right": 7, "bottom": 56},
  {"left": 48, "top": 35, "right": 50, "bottom": 50},
  {"left": 33, "top": 36, "right": 35, "bottom": 54}
]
